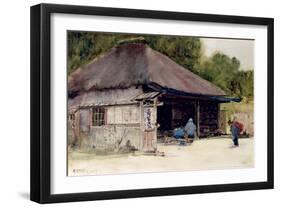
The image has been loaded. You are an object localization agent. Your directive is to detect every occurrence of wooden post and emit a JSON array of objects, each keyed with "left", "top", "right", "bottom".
[
  {"left": 88, "top": 108, "right": 92, "bottom": 132},
  {"left": 196, "top": 101, "right": 200, "bottom": 138},
  {"left": 73, "top": 109, "right": 80, "bottom": 146},
  {"left": 217, "top": 103, "right": 220, "bottom": 130},
  {"left": 153, "top": 98, "right": 158, "bottom": 151},
  {"left": 139, "top": 101, "right": 144, "bottom": 150}
]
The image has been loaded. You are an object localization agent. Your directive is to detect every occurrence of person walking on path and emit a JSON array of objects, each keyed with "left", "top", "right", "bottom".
[{"left": 228, "top": 117, "right": 243, "bottom": 147}]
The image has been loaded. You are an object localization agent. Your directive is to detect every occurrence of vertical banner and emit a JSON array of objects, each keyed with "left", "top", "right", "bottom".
[{"left": 143, "top": 107, "right": 155, "bottom": 131}]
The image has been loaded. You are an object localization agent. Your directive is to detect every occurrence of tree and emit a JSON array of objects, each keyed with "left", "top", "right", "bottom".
[
  {"left": 144, "top": 36, "right": 202, "bottom": 72},
  {"left": 230, "top": 70, "right": 254, "bottom": 98},
  {"left": 195, "top": 52, "right": 240, "bottom": 95}
]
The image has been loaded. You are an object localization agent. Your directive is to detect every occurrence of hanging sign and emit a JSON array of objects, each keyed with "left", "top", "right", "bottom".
[{"left": 144, "top": 107, "right": 155, "bottom": 130}]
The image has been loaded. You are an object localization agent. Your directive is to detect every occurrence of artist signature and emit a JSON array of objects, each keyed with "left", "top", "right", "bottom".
[
  {"left": 72, "top": 168, "right": 99, "bottom": 175},
  {"left": 72, "top": 169, "right": 87, "bottom": 174}
]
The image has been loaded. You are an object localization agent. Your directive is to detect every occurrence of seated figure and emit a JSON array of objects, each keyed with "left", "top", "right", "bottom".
[
  {"left": 184, "top": 118, "right": 196, "bottom": 139},
  {"left": 173, "top": 126, "right": 185, "bottom": 139}
]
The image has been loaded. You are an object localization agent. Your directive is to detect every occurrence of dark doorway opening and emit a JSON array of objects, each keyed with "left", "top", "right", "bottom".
[
  {"left": 171, "top": 102, "right": 196, "bottom": 128},
  {"left": 157, "top": 104, "right": 172, "bottom": 131},
  {"left": 157, "top": 101, "right": 197, "bottom": 131}
]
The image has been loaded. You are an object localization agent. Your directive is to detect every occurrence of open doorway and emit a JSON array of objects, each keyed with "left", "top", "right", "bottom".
[
  {"left": 157, "top": 104, "right": 172, "bottom": 131},
  {"left": 171, "top": 102, "right": 196, "bottom": 128},
  {"left": 157, "top": 101, "right": 197, "bottom": 138}
]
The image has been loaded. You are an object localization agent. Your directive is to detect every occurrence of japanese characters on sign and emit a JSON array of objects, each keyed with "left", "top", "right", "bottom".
[{"left": 144, "top": 107, "right": 155, "bottom": 131}]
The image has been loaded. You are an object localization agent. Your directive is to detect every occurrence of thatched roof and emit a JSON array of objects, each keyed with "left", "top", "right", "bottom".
[{"left": 68, "top": 43, "right": 225, "bottom": 96}]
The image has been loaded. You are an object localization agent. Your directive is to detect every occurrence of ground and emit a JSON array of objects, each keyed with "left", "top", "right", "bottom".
[{"left": 68, "top": 137, "right": 254, "bottom": 176}]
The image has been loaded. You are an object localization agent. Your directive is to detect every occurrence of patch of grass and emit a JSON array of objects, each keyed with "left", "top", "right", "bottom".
[{"left": 221, "top": 99, "right": 253, "bottom": 114}]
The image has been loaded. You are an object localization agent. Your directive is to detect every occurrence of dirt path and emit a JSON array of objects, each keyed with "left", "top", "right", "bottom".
[{"left": 68, "top": 137, "right": 254, "bottom": 176}]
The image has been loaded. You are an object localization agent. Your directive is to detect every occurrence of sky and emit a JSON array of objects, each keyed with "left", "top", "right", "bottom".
[{"left": 201, "top": 38, "right": 254, "bottom": 71}]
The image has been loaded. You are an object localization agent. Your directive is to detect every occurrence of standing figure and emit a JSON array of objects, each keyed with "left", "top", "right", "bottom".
[
  {"left": 228, "top": 117, "right": 243, "bottom": 147},
  {"left": 184, "top": 118, "right": 197, "bottom": 140}
]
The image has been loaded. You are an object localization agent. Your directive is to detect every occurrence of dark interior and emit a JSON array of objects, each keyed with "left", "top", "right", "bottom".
[{"left": 157, "top": 101, "right": 197, "bottom": 131}]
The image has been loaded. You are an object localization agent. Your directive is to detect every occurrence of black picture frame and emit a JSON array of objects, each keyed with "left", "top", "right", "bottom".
[{"left": 30, "top": 3, "right": 274, "bottom": 204}]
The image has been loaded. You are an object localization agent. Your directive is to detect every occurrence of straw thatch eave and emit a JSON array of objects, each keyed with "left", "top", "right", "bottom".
[{"left": 68, "top": 43, "right": 225, "bottom": 97}]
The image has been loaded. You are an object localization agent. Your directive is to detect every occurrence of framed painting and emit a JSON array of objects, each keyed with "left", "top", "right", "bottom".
[{"left": 30, "top": 3, "right": 274, "bottom": 203}]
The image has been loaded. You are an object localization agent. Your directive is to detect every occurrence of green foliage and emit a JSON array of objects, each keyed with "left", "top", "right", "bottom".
[
  {"left": 230, "top": 70, "right": 254, "bottom": 99},
  {"left": 67, "top": 31, "right": 253, "bottom": 99},
  {"left": 146, "top": 36, "right": 202, "bottom": 72},
  {"left": 194, "top": 52, "right": 253, "bottom": 98},
  {"left": 196, "top": 53, "right": 240, "bottom": 93}
]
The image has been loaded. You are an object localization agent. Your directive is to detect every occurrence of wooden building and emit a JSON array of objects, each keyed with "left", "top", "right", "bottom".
[{"left": 68, "top": 42, "right": 239, "bottom": 152}]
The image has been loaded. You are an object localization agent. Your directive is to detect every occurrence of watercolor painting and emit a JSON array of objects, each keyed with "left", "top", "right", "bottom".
[{"left": 67, "top": 32, "right": 254, "bottom": 176}]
